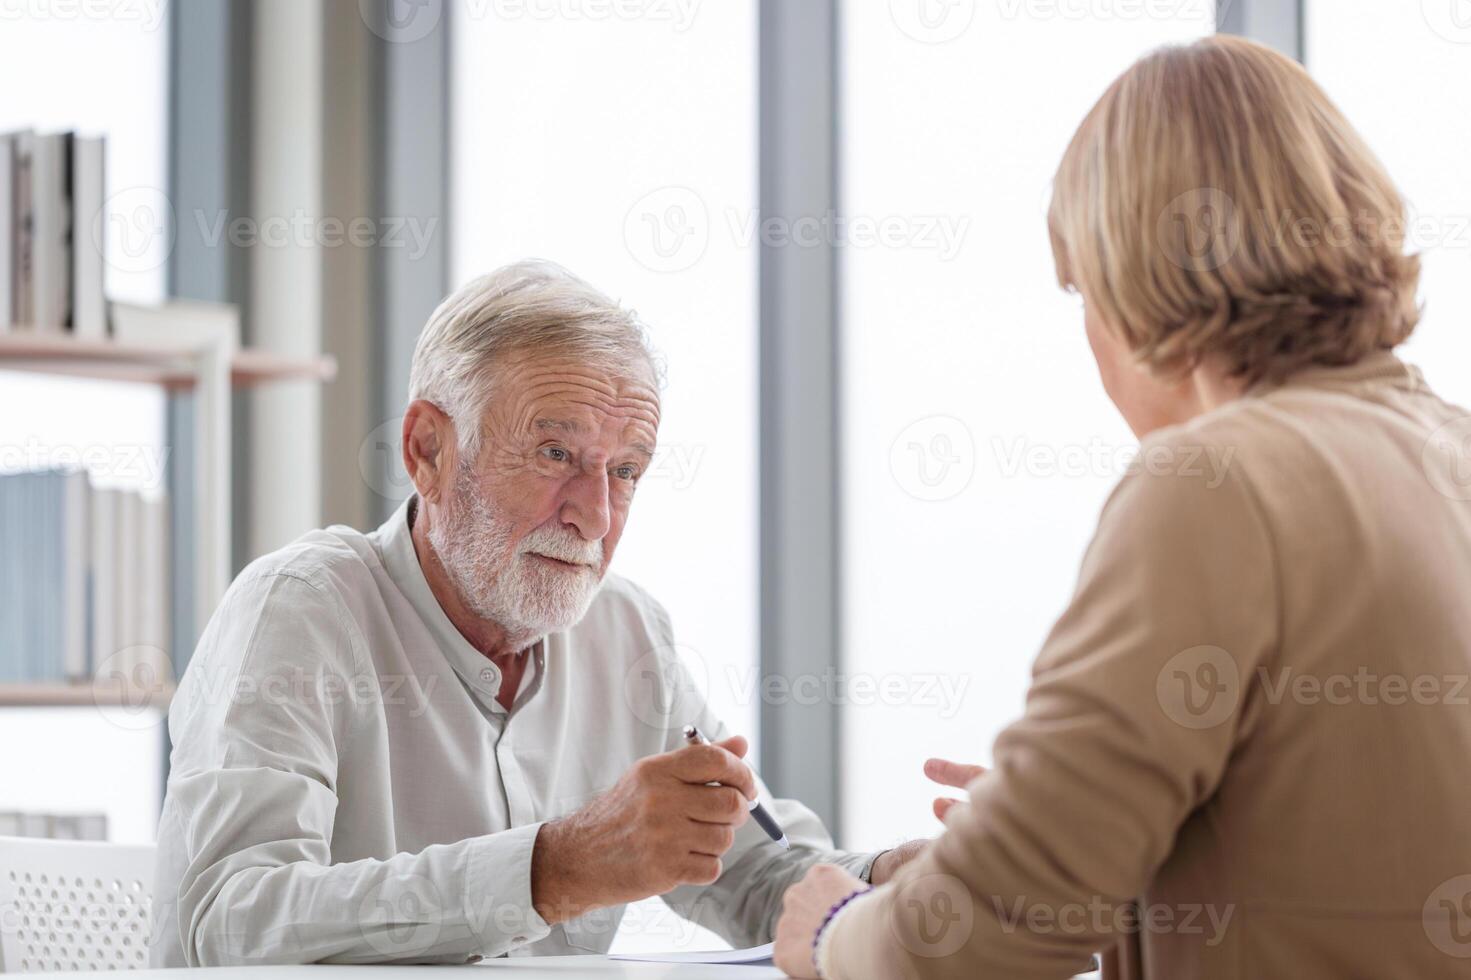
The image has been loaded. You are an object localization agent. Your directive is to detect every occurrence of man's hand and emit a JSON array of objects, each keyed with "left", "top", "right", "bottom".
[
  {"left": 860, "top": 758, "right": 989, "bottom": 887},
  {"left": 867, "top": 838, "right": 929, "bottom": 885},
  {"left": 530, "top": 735, "right": 755, "bottom": 923},
  {"left": 925, "top": 757, "right": 987, "bottom": 822},
  {"left": 773, "top": 864, "right": 866, "bottom": 978}
]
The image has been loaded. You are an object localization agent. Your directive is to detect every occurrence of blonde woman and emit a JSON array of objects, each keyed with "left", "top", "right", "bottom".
[{"left": 773, "top": 35, "right": 1471, "bottom": 980}]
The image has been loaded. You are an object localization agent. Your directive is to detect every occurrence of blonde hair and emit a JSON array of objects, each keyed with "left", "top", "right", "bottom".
[
  {"left": 1048, "top": 35, "right": 1420, "bottom": 386},
  {"left": 409, "top": 259, "right": 661, "bottom": 457}
]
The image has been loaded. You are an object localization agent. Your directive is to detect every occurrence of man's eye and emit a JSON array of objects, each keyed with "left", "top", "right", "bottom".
[
  {"left": 542, "top": 446, "right": 571, "bottom": 463},
  {"left": 613, "top": 464, "right": 641, "bottom": 482}
]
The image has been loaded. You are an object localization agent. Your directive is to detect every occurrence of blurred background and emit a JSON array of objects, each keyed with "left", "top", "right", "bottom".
[{"left": 0, "top": 0, "right": 1468, "bottom": 953}]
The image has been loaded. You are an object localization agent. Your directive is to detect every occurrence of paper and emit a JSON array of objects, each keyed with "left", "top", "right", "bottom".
[{"left": 609, "top": 942, "right": 775, "bottom": 965}]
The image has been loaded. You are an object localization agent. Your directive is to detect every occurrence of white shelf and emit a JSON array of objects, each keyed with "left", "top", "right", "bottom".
[
  {"left": 0, "top": 331, "right": 337, "bottom": 388},
  {"left": 0, "top": 682, "right": 174, "bottom": 709}
]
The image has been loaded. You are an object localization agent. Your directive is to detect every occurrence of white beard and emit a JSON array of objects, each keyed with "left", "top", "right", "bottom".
[{"left": 426, "top": 463, "right": 605, "bottom": 644}]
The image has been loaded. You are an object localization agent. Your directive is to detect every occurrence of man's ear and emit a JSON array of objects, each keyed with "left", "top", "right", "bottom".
[{"left": 402, "top": 400, "right": 458, "bottom": 503}]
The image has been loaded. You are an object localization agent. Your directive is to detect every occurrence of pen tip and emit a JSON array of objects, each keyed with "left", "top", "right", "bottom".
[{"left": 777, "top": 835, "right": 790, "bottom": 850}]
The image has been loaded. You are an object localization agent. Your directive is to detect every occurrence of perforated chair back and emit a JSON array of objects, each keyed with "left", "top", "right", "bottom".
[{"left": 0, "top": 836, "right": 156, "bottom": 973}]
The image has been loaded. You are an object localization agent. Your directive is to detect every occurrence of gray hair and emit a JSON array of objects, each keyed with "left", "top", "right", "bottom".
[{"left": 408, "top": 259, "right": 662, "bottom": 458}]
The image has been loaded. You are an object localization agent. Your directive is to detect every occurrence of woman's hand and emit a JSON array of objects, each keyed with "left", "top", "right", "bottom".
[
  {"left": 925, "top": 757, "right": 988, "bottom": 822},
  {"left": 774, "top": 864, "right": 867, "bottom": 978}
]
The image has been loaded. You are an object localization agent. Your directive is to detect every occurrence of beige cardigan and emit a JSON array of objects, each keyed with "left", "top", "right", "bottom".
[{"left": 822, "top": 352, "right": 1471, "bottom": 979}]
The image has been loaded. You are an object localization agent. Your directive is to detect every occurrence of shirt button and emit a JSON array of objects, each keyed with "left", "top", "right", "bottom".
[
  {"left": 479, "top": 667, "right": 497, "bottom": 682},
  {"left": 513, "top": 936, "right": 527, "bottom": 944}
]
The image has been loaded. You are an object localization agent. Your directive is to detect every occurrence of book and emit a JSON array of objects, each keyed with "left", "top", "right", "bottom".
[
  {"left": 11, "top": 130, "right": 33, "bottom": 327},
  {"left": 16, "top": 470, "right": 42, "bottom": 680},
  {"left": 0, "top": 472, "right": 18, "bottom": 680},
  {"left": 89, "top": 485, "right": 117, "bottom": 679},
  {"left": 35, "top": 470, "right": 54, "bottom": 681},
  {"left": 61, "top": 469, "right": 92, "bottom": 680},
  {"left": 611, "top": 943, "right": 776, "bottom": 965},
  {"left": 0, "top": 468, "right": 170, "bottom": 685},
  {"left": 139, "top": 491, "right": 171, "bottom": 658},
  {"left": 23, "top": 470, "right": 39, "bottom": 680},
  {"left": 26, "top": 131, "right": 73, "bottom": 329},
  {"left": 71, "top": 136, "right": 107, "bottom": 337},
  {"left": 0, "top": 133, "right": 13, "bottom": 331},
  {"left": 28, "top": 132, "right": 72, "bottom": 331},
  {"left": 1, "top": 469, "right": 89, "bottom": 683},
  {"left": 114, "top": 488, "right": 140, "bottom": 659}
]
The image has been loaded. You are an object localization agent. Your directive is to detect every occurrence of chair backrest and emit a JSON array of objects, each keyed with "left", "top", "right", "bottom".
[{"left": 0, "top": 836, "right": 156, "bottom": 973}]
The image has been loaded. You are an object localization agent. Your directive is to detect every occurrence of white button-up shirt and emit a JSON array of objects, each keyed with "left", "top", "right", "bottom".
[{"left": 150, "top": 497, "right": 870, "bottom": 967}]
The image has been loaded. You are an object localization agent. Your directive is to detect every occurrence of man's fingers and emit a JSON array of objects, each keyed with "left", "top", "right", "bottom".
[
  {"left": 715, "top": 734, "right": 749, "bottom": 760},
  {"left": 678, "top": 854, "right": 723, "bottom": 886},
  {"left": 678, "top": 783, "right": 751, "bottom": 824},
  {"left": 669, "top": 743, "right": 757, "bottom": 799},
  {"left": 933, "top": 797, "right": 971, "bottom": 824},
  {"left": 686, "top": 818, "right": 739, "bottom": 858},
  {"left": 924, "top": 757, "right": 988, "bottom": 790}
]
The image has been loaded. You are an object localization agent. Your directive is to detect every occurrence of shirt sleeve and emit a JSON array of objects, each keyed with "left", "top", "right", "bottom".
[
  {"left": 636, "top": 605, "right": 881, "bottom": 949},
  {"left": 158, "top": 570, "right": 552, "bottom": 966},
  {"left": 821, "top": 438, "right": 1280, "bottom": 980}
]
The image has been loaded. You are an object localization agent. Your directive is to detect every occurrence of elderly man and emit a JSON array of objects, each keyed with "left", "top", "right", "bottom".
[{"left": 150, "top": 261, "right": 916, "bottom": 967}]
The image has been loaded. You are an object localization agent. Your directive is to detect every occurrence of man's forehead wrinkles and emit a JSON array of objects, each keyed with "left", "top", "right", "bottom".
[
  {"left": 504, "top": 360, "right": 657, "bottom": 395},
  {"left": 508, "top": 378, "right": 656, "bottom": 413},
  {"left": 510, "top": 392, "right": 658, "bottom": 427},
  {"left": 516, "top": 372, "right": 619, "bottom": 398}
]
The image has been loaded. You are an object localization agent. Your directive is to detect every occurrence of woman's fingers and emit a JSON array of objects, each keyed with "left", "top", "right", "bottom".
[
  {"left": 926, "top": 758, "right": 986, "bottom": 823},
  {"left": 924, "top": 757, "right": 988, "bottom": 789}
]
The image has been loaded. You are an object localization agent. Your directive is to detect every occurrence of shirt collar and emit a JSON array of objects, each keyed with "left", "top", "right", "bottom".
[{"left": 372, "top": 495, "right": 545, "bottom": 706}]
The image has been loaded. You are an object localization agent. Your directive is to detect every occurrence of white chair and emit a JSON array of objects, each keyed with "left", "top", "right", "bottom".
[{"left": 0, "top": 836, "right": 155, "bottom": 973}]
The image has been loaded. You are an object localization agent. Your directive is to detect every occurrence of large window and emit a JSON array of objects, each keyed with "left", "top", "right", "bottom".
[
  {"left": 1306, "top": 0, "right": 1471, "bottom": 410},
  {"left": 0, "top": 6, "right": 171, "bottom": 844},
  {"left": 451, "top": 0, "right": 758, "bottom": 951},
  {"left": 451, "top": 0, "right": 759, "bottom": 747},
  {"left": 839, "top": 3, "right": 1216, "bottom": 848}
]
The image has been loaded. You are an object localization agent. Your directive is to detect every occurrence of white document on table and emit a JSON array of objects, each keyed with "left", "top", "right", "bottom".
[{"left": 609, "top": 942, "right": 775, "bottom": 965}]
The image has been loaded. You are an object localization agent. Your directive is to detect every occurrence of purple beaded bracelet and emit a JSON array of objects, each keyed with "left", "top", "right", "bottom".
[{"left": 811, "top": 885, "right": 873, "bottom": 979}]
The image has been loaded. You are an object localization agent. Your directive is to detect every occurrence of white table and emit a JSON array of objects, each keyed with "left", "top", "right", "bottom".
[
  {"left": 41, "top": 960, "right": 1102, "bottom": 979},
  {"left": 42, "top": 960, "right": 784, "bottom": 979}
]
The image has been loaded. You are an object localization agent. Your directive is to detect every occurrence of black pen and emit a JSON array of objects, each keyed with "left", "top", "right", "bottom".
[{"left": 683, "top": 724, "right": 790, "bottom": 849}]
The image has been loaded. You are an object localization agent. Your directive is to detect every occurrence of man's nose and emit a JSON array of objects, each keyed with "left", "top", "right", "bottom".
[{"left": 560, "top": 464, "right": 611, "bottom": 541}]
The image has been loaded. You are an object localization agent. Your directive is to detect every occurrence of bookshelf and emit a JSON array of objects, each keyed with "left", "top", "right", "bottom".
[
  {"left": 0, "top": 681, "right": 176, "bottom": 708},
  {"left": 0, "top": 332, "right": 337, "bottom": 387},
  {"left": 0, "top": 316, "right": 338, "bottom": 706}
]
